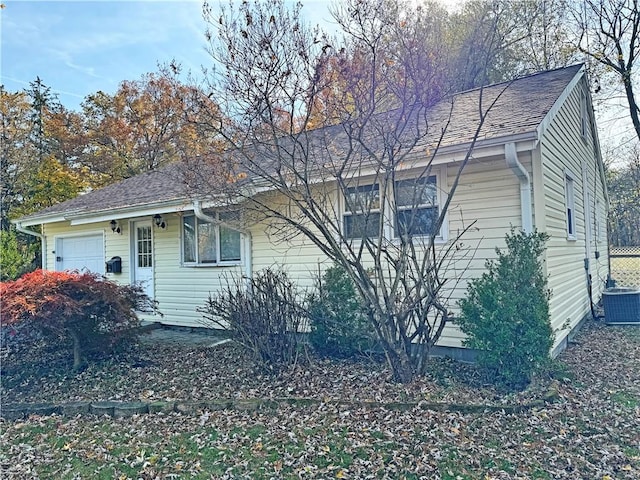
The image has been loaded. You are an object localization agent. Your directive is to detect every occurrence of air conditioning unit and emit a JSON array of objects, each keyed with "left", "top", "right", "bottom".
[{"left": 603, "top": 287, "right": 640, "bottom": 325}]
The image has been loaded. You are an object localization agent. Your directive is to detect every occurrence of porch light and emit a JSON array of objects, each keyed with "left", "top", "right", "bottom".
[
  {"left": 153, "top": 214, "right": 167, "bottom": 229},
  {"left": 109, "top": 219, "right": 122, "bottom": 234}
]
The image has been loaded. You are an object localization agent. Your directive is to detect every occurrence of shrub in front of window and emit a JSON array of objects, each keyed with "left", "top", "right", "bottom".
[
  {"left": 198, "top": 268, "right": 306, "bottom": 370},
  {"left": 457, "top": 229, "right": 553, "bottom": 390},
  {"left": 1, "top": 270, "right": 156, "bottom": 371},
  {"left": 307, "top": 263, "right": 375, "bottom": 358}
]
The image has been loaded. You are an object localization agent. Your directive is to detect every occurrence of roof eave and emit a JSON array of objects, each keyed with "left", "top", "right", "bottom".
[
  {"left": 426, "top": 131, "right": 539, "bottom": 164},
  {"left": 14, "top": 199, "right": 191, "bottom": 227}
]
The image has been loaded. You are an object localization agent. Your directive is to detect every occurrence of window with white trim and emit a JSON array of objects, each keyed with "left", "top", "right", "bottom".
[
  {"left": 343, "top": 173, "right": 442, "bottom": 240},
  {"left": 580, "top": 90, "right": 589, "bottom": 139},
  {"left": 343, "top": 184, "right": 381, "bottom": 239},
  {"left": 394, "top": 176, "right": 438, "bottom": 237},
  {"left": 182, "top": 212, "right": 241, "bottom": 265},
  {"left": 595, "top": 197, "right": 601, "bottom": 242},
  {"left": 565, "top": 173, "right": 576, "bottom": 239}
]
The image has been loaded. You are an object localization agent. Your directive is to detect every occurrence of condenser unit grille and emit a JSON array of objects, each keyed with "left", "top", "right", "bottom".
[{"left": 603, "top": 288, "right": 640, "bottom": 325}]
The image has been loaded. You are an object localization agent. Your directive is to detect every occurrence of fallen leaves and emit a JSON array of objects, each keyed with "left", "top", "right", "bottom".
[{"left": 1, "top": 321, "right": 639, "bottom": 479}]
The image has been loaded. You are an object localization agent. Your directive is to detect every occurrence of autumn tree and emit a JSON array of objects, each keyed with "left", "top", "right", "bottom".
[
  {"left": 1, "top": 270, "right": 155, "bottom": 371},
  {"left": 197, "top": 0, "right": 505, "bottom": 382},
  {"left": 1, "top": 81, "right": 89, "bottom": 222},
  {"left": 307, "top": 0, "right": 542, "bottom": 125},
  {"left": 0, "top": 88, "right": 34, "bottom": 231},
  {"left": 447, "top": 0, "right": 524, "bottom": 90},
  {"left": 1, "top": 81, "right": 90, "bottom": 275},
  {"left": 514, "top": 0, "right": 580, "bottom": 71},
  {"left": 80, "top": 65, "right": 220, "bottom": 184}
]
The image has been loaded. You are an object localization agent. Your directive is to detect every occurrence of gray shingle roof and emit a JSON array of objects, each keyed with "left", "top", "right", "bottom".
[
  {"left": 17, "top": 164, "right": 191, "bottom": 223},
  {"left": 17, "top": 64, "right": 583, "bottom": 225},
  {"left": 429, "top": 63, "right": 582, "bottom": 146}
]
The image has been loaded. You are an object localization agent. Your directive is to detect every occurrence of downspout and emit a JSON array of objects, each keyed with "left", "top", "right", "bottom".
[
  {"left": 193, "top": 200, "right": 252, "bottom": 282},
  {"left": 505, "top": 142, "right": 533, "bottom": 233},
  {"left": 15, "top": 222, "right": 47, "bottom": 270}
]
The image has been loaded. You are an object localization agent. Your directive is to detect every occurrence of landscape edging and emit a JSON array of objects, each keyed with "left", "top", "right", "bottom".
[{"left": 0, "top": 384, "right": 560, "bottom": 421}]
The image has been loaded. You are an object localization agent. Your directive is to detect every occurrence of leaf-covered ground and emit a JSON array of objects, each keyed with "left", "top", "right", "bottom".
[{"left": 1, "top": 321, "right": 639, "bottom": 479}]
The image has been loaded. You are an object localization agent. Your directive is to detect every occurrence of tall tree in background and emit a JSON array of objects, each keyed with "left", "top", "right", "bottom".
[
  {"left": 27, "top": 77, "right": 57, "bottom": 163},
  {"left": 608, "top": 146, "right": 640, "bottom": 246},
  {"left": 80, "top": 66, "right": 219, "bottom": 184},
  {"left": 0, "top": 88, "right": 34, "bottom": 232},
  {"left": 448, "top": 0, "right": 525, "bottom": 90},
  {"left": 1, "top": 81, "right": 87, "bottom": 229},
  {"left": 511, "top": 0, "right": 580, "bottom": 71},
  {"left": 1, "top": 80, "right": 87, "bottom": 277},
  {"left": 572, "top": 0, "right": 640, "bottom": 142}
]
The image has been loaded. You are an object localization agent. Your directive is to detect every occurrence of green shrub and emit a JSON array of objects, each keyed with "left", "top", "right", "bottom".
[
  {"left": 1, "top": 270, "right": 156, "bottom": 371},
  {"left": 198, "top": 268, "right": 306, "bottom": 370},
  {"left": 457, "top": 229, "right": 553, "bottom": 390},
  {"left": 307, "top": 263, "right": 374, "bottom": 358}
]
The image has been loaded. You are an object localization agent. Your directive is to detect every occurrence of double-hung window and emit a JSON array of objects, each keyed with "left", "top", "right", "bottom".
[
  {"left": 394, "top": 176, "right": 439, "bottom": 237},
  {"left": 182, "top": 212, "right": 242, "bottom": 265},
  {"left": 343, "top": 184, "right": 381, "bottom": 239},
  {"left": 580, "top": 90, "right": 589, "bottom": 140}
]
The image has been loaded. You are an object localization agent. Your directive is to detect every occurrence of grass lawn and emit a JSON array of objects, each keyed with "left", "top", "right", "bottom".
[{"left": 1, "top": 321, "right": 639, "bottom": 479}]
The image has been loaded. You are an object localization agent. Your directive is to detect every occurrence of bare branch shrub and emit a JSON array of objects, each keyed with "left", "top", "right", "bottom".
[{"left": 198, "top": 268, "right": 307, "bottom": 370}]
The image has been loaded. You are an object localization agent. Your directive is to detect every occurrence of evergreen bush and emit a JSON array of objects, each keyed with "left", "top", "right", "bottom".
[
  {"left": 457, "top": 229, "right": 554, "bottom": 390},
  {"left": 307, "top": 263, "right": 374, "bottom": 358},
  {"left": 0, "top": 230, "right": 34, "bottom": 281}
]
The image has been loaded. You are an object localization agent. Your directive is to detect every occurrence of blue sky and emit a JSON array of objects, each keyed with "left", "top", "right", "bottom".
[
  {"left": 0, "top": 0, "right": 633, "bottom": 154},
  {"left": 0, "top": 0, "right": 336, "bottom": 110}
]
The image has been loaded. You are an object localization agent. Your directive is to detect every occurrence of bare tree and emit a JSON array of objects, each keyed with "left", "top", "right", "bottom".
[
  {"left": 572, "top": 0, "right": 640, "bottom": 142},
  {"left": 195, "top": 0, "right": 506, "bottom": 382},
  {"left": 608, "top": 145, "right": 640, "bottom": 246}
]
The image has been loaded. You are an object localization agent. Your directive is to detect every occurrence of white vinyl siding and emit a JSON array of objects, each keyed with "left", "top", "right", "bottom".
[
  {"left": 539, "top": 79, "right": 609, "bottom": 351},
  {"left": 580, "top": 89, "right": 589, "bottom": 140}
]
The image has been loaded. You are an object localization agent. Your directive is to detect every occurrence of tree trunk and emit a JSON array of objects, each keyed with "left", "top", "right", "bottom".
[
  {"left": 384, "top": 346, "right": 415, "bottom": 384},
  {"left": 69, "top": 329, "right": 85, "bottom": 372},
  {"left": 622, "top": 72, "right": 640, "bottom": 143}
]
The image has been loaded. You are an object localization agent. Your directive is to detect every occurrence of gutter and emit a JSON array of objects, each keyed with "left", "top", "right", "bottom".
[
  {"left": 193, "top": 200, "right": 253, "bottom": 283},
  {"left": 15, "top": 222, "right": 46, "bottom": 270},
  {"left": 505, "top": 142, "right": 533, "bottom": 233}
]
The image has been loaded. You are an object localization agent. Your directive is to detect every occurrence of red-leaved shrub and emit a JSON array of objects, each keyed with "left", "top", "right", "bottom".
[{"left": 1, "top": 270, "right": 156, "bottom": 370}]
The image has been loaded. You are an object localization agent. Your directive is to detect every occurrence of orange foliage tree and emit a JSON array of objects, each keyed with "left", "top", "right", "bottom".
[
  {"left": 80, "top": 65, "right": 224, "bottom": 183},
  {"left": 1, "top": 270, "right": 156, "bottom": 371}
]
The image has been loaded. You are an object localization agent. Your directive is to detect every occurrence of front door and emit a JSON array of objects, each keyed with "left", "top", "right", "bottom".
[{"left": 133, "top": 221, "right": 154, "bottom": 299}]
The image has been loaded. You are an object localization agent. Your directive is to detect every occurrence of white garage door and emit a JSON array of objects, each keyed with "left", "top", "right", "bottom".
[{"left": 55, "top": 235, "right": 105, "bottom": 274}]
